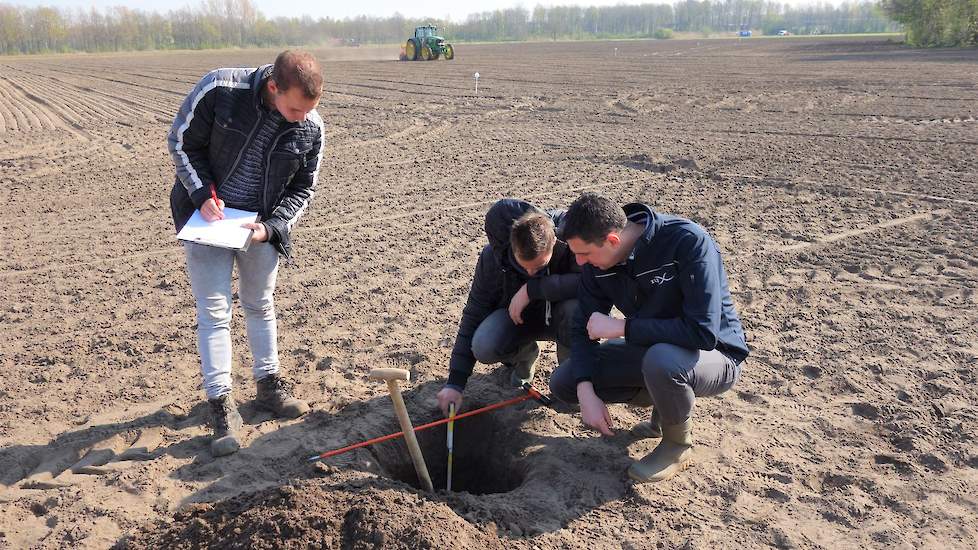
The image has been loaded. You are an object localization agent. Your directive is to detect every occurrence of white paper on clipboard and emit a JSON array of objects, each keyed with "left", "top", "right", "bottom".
[{"left": 177, "top": 207, "right": 258, "bottom": 251}]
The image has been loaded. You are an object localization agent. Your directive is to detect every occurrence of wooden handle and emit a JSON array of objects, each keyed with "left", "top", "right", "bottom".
[
  {"left": 385, "top": 379, "right": 433, "bottom": 492},
  {"left": 369, "top": 368, "right": 410, "bottom": 382}
]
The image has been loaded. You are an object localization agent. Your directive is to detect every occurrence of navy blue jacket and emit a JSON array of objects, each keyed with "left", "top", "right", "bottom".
[
  {"left": 572, "top": 203, "right": 749, "bottom": 383},
  {"left": 447, "top": 199, "right": 580, "bottom": 389}
]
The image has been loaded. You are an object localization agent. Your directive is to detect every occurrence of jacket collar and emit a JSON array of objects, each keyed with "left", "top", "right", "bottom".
[
  {"left": 252, "top": 64, "right": 309, "bottom": 127},
  {"left": 621, "top": 203, "right": 660, "bottom": 263},
  {"left": 251, "top": 64, "right": 273, "bottom": 109}
]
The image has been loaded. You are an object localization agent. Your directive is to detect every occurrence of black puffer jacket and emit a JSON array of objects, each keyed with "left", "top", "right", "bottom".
[{"left": 447, "top": 199, "right": 580, "bottom": 389}]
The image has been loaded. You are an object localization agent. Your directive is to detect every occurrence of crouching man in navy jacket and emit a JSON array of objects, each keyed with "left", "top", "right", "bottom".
[{"left": 550, "top": 192, "right": 749, "bottom": 482}]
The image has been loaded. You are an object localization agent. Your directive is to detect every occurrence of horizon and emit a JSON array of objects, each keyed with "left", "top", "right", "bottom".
[{"left": 13, "top": 0, "right": 854, "bottom": 23}]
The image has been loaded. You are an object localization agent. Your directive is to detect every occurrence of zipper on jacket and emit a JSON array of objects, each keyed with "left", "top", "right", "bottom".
[
  {"left": 544, "top": 265, "right": 552, "bottom": 326},
  {"left": 262, "top": 126, "right": 300, "bottom": 218},
  {"left": 223, "top": 106, "right": 265, "bottom": 188},
  {"left": 500, "top": 266, "right": 509, "bottom": 307},
  {"left": 263, "top": 125, "right": 301, "bottom": 262}
]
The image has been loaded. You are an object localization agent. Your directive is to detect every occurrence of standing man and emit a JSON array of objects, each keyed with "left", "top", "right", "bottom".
[
  {"left": 550, "top": 192, "right": 749, "bottom": 482},
  {"left": 167, "top": 51, "right": 326, "bottom": 457},
  {"left": 436, "top": 199, "right": 580, "bottom": 416}
]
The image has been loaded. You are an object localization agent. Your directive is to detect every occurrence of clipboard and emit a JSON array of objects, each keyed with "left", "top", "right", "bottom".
[{"left": 177, "top": 207, "right": 259, "bottom": 251}]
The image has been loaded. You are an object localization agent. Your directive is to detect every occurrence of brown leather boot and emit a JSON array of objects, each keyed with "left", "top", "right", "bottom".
[
  {"left": 627, "top": 418, "right": 693, "bottom": 483},
  {"left": 255, "top": 373, "right": 310, "bottom": 419}
]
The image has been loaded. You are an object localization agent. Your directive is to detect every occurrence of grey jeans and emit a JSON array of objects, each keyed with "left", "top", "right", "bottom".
[
  {"left": 549, "top": 339, "right": 741, "bottom": 426},
  {"left": 183, "top": 240, "right": 280, "bottom": 399},
  {"left": 470, "top": 299, "right": 578, "bottom": 369}
]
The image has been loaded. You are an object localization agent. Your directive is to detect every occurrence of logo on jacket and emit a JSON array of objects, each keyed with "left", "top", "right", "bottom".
[
  {"left": 637, "top": 262, "right": 678, "bottom": 286},
  {"left": 650, "top": 272, "right": 675, "bottom": 285}
]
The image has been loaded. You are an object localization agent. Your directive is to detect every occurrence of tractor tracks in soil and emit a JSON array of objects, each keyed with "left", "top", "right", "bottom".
[
  {"left": 11, "top": 65, "right": 175, "bottom": 119},
  {"left": 332, "top": 107, "right": 509, "bottom": 152},
  {"left": 0, "top": 73, "right": 91, "bottom": 141}
]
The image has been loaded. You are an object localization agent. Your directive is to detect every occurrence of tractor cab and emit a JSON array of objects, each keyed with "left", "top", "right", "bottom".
[{"left": 416, "top": 25, "right": 437, "bottom": 39}]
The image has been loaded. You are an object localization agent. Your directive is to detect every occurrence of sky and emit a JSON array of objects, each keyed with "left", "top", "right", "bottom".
[{"left": 17, "top": 0, "right": 831, "bottom": 22}]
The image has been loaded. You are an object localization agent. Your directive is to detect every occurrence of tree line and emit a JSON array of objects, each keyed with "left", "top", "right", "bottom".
[
  {"left": 464, "top": 1, "right": 900, "bottom": 40},
  {"left": 0, "top": 0, "right": 903, "bottom": 56},
  {"left": 882, "top": 0, "right": 978, "bottom": 46}
]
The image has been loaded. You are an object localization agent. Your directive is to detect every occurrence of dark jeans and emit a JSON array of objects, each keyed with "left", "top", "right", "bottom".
[
  {"left": 471, "top": 300, "right": 578, "bottom": 368},
  {"left": 549, "top": 339, "right": 741, "bottom": 426}
]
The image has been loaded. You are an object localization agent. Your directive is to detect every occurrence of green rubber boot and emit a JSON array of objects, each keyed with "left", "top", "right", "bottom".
[
  {"left": 627, "top": 419, "right": 693, "bottom": 483},
  {"left": 508, "top": 344, "right": 540, "bottom": 388},
  {"left": 630, "top": 408, "right": 662, "bottom": 439}
]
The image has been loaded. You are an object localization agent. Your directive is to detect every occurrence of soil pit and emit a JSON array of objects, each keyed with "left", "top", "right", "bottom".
[{"left": 372, "top": 403, "right": 527, "bottom": 494}]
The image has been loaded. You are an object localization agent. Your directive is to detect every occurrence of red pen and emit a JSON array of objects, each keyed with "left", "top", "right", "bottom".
[{"left": 210, "top": 184, "right": 223, "bottom": 218}]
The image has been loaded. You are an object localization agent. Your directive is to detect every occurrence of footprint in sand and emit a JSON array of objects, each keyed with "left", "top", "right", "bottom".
[
  {"left": 917, "top": 453, "right": 948, "bottom": 473},
  {"left": 384, "top": 349, "right": 428, "bottom": 367},
  {"left": 802, "top": 365, "right": 822, "bottom": 379},
  {"left": 17, "top": 428, "right": 164, "bottom": 489},
  {"left": 736, "top": 391, "right": 768, "bottom": 406},
  {"left": 763, "top": 487, "right": 791, "bottom": 503},
  {"left": 851, "top": 402, "right": 879, "bottom": 420},
  {"left": 874, "top": 454, "right": 913, "bottom": 474}
]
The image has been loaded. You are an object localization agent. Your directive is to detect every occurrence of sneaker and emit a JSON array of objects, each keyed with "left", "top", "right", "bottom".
[
  {"left": 209, "top": 395, "right": 242, "bottom": 457},
  {"left": 255, "top": 373, "right": 310, "bottom": 419}
]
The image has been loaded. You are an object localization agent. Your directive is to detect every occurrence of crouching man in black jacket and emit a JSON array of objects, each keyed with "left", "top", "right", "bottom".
[
  {"left": 436, "top": 199, "right": 580, "bottom": 416},
  {"left": 551, "top": 192, "right": 749, "bottom": 483}
]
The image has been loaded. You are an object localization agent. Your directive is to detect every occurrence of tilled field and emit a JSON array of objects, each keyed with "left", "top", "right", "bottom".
[{"left": 0, "top": 38, "right": 976, "bottom": 549}]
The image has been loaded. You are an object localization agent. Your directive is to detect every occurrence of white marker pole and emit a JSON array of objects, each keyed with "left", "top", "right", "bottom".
[
  {"left": 614, "top": 47, "right": 618, "bottom": 57},
  {"left": 447, "top": 402, "right": 456, "bottom": 492},
  {"left": 474, "top": 72, "right": 480, "bottom": 95}
]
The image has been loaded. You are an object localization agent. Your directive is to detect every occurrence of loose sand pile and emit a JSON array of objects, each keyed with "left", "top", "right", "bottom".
[{"left": 119, "top": 480, "right": 505, "bottom": 549}]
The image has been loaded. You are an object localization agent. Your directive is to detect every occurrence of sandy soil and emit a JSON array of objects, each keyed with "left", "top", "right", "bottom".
[{"left": 0, "top": 37, "right": 976, "bottom": 549}]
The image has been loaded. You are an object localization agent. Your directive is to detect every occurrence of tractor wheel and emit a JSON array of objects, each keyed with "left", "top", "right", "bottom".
[
  {"left": 443, "top": 44, "right": 455, "bottom": 60},
  {"left": 405, "top": 39, "right": 418, "bottom": 61},
  {"left": 432, "top": 49, "right": 440, "bottom": 60},
  {"left": 421, "top": 44, "right": 433, "bottom": 61}
]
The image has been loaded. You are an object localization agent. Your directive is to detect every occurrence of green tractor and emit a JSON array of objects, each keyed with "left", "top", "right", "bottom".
[{"left": 401, "top": 25, "right": 454, "bottom": 61}]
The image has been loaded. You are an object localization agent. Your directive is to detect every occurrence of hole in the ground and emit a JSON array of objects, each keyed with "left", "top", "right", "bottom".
[{"left": 372, "top": 404, "right": 526, "bottom": 495}]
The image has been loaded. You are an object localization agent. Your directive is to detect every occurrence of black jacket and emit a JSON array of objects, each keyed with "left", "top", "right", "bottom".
[
  {"left": 167, "top": 65, "right": 325, "bottom": 258},
  {"left": 447, "top": 199, "right": 580, "bottom": 389},
  {"left": 572, "top": 203, "right": 749, "bottom": 383}
]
